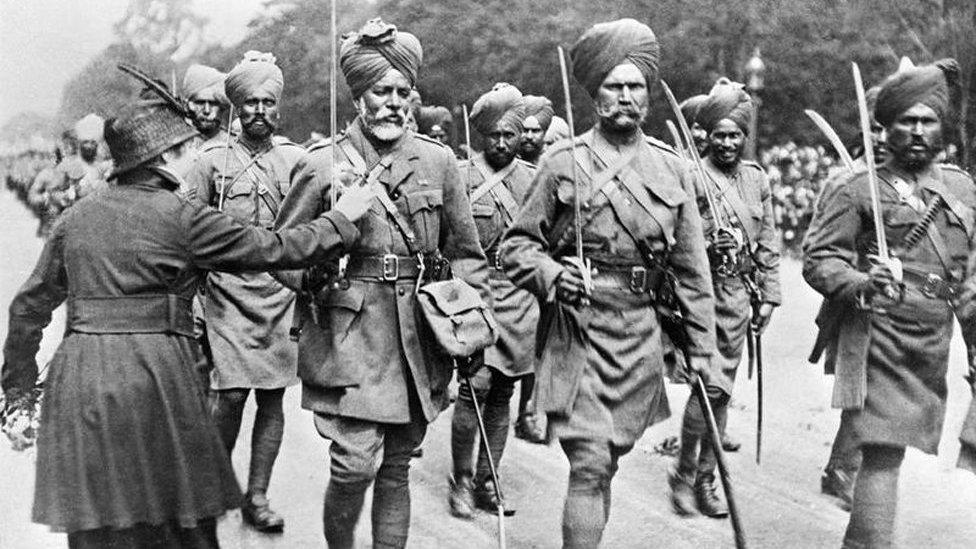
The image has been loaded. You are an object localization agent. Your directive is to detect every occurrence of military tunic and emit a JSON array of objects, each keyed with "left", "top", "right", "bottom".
[
  {"left": 803, "top": 162, "right": 976, "bottom": 454},
  {"left": 274, "top": 121, "right": 491, "bottom": 425},
  {"left": 460, "top": 153, "right": 538, "bottom": 377},
  {"left": 694, "top": 156, "right": 781, "bottom": 393},
  {"left": 186, "top": 137, "right": 305, "bottom": 390},
  {"left": 501, "top": 129, "right": 716, "bottom": 447},
  {"left": 1, "top": 174, "right": 358, "bottom": 533}
]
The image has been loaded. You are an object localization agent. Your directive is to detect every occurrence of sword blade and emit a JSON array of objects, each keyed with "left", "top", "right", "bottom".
[
  {"left": 804, "top": 109, "right": 855, "bottom": 171},
  {"left": 756, "top": 333, "right": 764, "bottom": 466},
  {"left": 853, "top": 62, "right": 889, "bottom": 259}
]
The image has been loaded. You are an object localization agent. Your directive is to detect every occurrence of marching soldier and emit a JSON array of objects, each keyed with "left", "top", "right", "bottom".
[
  {"left": 501, "top": 19, "right": 716, "bottom": 548},
  {"left": 449, "top": 83, "right": 537, "bottom": 517},
  {"left": 274, "top": 18, "right": 490, "bottom": 549},
  {"left": 669, "top": 79, "right": 781, "bottom": 518},
  {"left": 184, "top": 51, "right": 305, "bottom": 533},
  {"left": 182, "top": 63, "right": 230, "bottom": 148},
  {"left": 517, "top": 95, "right": 555, "bottom": 165},
  {"left": 803, "top": 58, "right": 976, "bottom": 548}
]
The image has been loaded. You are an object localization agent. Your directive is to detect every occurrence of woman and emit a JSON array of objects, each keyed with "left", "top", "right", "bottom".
[{"left": 1, "top": 80, "right": 373, "bottom": 547}]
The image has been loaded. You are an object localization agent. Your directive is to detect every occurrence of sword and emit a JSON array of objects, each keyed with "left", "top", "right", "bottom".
[
  {"left": 557, "top": 46, "right": 592, "bottom": 301},
  {"left": 216, "top": 105, "right": 235, "bottom": 211},
  {"left": 755, "top": 329, "right": 764, "bottom": 465},
  {"left": 329, "top": 0, "right": 339, "bottom": 208},
  {"left": 804, "top": 109, "right": 855, "bottom": 171},
  {"left": 853, "top": 62, "right": 889, "bottom": 260},
  {"left": 665, "top": 119, "right": 684, "bottom": 155}
]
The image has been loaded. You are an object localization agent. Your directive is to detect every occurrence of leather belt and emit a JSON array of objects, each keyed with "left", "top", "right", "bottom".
[
  {"left": 902, "top": 268, "right": 957, "bottom": 300},
  {"left": 591, "top": 265, "right": 661, "bottom": 295},
  {"left": 67, "top": 294, "right": 194, "bottom": 336},
  {"left": 345, "top": 254, "right": 428, "bottom": 281}
]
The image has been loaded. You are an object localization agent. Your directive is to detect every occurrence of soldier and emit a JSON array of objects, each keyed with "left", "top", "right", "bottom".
[
  {"left": 679, "top": 93, "right": 709, "bottom": 157},
  {"left": 500, "top": 19, "right": 716, "bottom": 548},
  {"left": 668, "top": 79, "right": 781, "bottom": 518},
  {"left": 274, "top": 18, "right": 490, "bottom": 549},
  {"left": 184, "top": 51, "right": 305, "bottom": 533},
  {"left": 449, "top": 83, "right": 537, "bottom": 517},
  {"left": 1, "top": 70, "right": 372, "bottom": 549},
  {"left": 517, "top": 95, "right": 555, "bottom": 165},
  {"left": 803, "top": 58, "right": 976, "bottom": 548},
  {"left": 416, "top": 105, "right": 453, "bottom": 146},
  {"left": 183, "top": 63, "right": 230, "bottom": 148}
]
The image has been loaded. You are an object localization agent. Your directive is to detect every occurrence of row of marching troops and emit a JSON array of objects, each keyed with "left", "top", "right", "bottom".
[{"left": 2, "top": 14, "right": 976, "bottom": 549}]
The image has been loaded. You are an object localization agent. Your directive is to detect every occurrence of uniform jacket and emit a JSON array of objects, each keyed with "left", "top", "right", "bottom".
[
  {"left": 803, "top": 161, "right": 976, "bottom": 409},
  {"left": 185, "top": 136, "right": 306, "bottom": 389},
  {"left": 500, "top": 129, "right": 716, "bottom": 436},
  {"left": 697, "top": 156, "right": 781, "bottom": 305},
  {"left": 460, "top": 153, "right": 538, "bottom": 376},
  {"left": 275, "top": 120, "right": 491, "bottom": 424}
]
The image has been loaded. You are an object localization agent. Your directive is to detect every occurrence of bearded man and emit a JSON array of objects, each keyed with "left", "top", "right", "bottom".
[
  {"left": 668, "top": 79, "right": 781, "bottom": 519},
  {"left": 803, "top": 58, "right": 976, "bottom": 549},
  {"left": 500, "top": 19, "right": 715, "bottom": 548},
  {"left": 183, "top": 63, "right": 230, "bottom": 147},
  {"left": 274, "top": 19, "right": 490, "bottom": 549},
  {"left": 185, "top": 51, "right": 306, "bottom": 533},
  {"left": 517, "top": 95, "right": 555, "bottom": 165},
  {"left": 449, "top": 83, "right": 537, "bottom": 518}
]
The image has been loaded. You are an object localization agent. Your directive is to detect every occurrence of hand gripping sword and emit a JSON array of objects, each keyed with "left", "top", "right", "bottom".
[{"left": 556, "top": 46, "right": 592, "bottom": 302}]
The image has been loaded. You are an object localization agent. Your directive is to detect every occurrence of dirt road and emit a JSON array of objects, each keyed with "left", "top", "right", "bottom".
[{"left": 1, "top": 187, "right": 974, "bottom": 548}]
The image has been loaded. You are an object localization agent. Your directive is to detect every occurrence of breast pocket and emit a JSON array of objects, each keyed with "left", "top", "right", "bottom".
[
  {"left": 404, "top": 189, "right": 444, "bottom": 251},
  {"left": 642, "top": 183, "right": 689, "bottom": 248}
]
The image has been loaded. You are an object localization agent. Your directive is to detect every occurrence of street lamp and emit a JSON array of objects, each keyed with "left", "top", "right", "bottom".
[{"left": 744, "top": 47, "right": 765, "bottom": 160}]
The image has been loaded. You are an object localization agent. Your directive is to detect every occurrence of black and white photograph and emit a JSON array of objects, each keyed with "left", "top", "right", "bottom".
[{"left": 1, "top": 1, "right": 975, "bottom": 547}]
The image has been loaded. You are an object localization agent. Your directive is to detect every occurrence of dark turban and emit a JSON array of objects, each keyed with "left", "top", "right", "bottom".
[
  {"left": 874, "top": 58, "right": 959, "bottom": 127},
  {"left": 470, "top": 83, "right": 525, "bottom": 135},
  {"left": 417, "top": 106, "right": 452, "bottom": 134},
  {"left": 340, "top": 18, "right": 423, "bottom": 98},
  {"left": 183, "top": 64, "right": 226, "bottom": 101},
  {"left": 224, "top": 51, "right": 283, "bottom": 107},
  {"left": 522, "top": 95, "right": 555, "bottom": 132},
  {"left": 679, "top": 94, "right": 707, "bottom": 127},
  {"left": 570, "top": 18, "right": 660, "bottom": 98},
  {"left": 696, "top": 78, "right": 754, "bottom": 134}
]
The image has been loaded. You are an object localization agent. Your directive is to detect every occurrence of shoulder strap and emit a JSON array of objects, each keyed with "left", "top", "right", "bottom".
[
  {"left": 707, "top": 170, "right": 760, "bottom": 243},
  {"left": 471, "top": 160, "right": 519, "bottom": 223},
  {"left": 338, "top": 139, "right": 419, "bottom": 254}
]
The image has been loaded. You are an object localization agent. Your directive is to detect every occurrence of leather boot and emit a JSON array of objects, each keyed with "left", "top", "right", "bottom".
[
  {"left": 821, "top": 468, "right": 855, "bottom": 511},
  {"left": 448, "top": 475, "right": 475, "bottom": 519},
  {"left": 695, "top": 473, "right": 729, "bottom": 518},
  {"left": 241, "top": 492, "right": 285, "bottom": 533},
  {"left": 667, "top": 465, "right": 697, "bottom": 516},
  {"left": 473, "top": 479, "right": 516, "bottom": 516}
]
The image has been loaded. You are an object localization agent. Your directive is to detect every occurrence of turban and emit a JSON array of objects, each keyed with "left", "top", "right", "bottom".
[
  {"left": 521, "top": 95, "right": 555, "bottom": 132},
  {"left": 417, "top": 106, "right": 452, "bottom": 134},
  {"left": 470, "top": 83, "right": 525, "bottom": 135},
  {"left": 183, "top": 64, "right": 226, "bottom": 102},
  {"left": 874, "top": 58, "right": 959, "bottom": 127},
  {"left": 340, "top": 19, "right": 423, "bottom": 98},
  {"left": 696, "top": 78, "right": 754, "bottom": 134},
  {"left": 570, "top": 18, "right": 660, "bottom": 98},
  {"left": 679, "top": 94, "right": 708, "bottom": 127},
  {"left": 545, "top": 115, "right": 570, "bottom": 143},
  {"left": 224, "top": 51, "right": 283, "bottom": 107},
  {"left": 74, "top": 113, "right": 104, "bottom": 142}
]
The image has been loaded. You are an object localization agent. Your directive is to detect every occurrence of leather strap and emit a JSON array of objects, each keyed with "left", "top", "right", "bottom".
[
  {"left": 67, "top": 295, "right": 194, "bottom": 336},
  {"left": 706, "top": 169, "right": 759, "bottom": 244},
  {"left": 471, "top": 160, "right": 519, "bottom": 223}
]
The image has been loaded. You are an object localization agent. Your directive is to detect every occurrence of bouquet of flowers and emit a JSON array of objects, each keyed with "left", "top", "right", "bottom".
[{"left": 1, "top": 384, "right": 43, "bottom": 451}]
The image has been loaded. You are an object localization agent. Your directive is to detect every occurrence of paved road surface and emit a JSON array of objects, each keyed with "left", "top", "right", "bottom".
[{"left": 1, "top": 187, "right": 974, "bottom": 548}]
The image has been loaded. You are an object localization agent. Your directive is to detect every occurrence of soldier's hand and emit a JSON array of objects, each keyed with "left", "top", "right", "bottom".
[
  {"left": 556, "top": 257, "right": 593, "bottom": 307},
  {"left": 457, "top": 351, "right": 484, "bottom": 378},
  {"left": 863, "top": 256, "right": 901, "bottom": 299},
  {"left": 751, "top": 302, "right": 775, "bottom": 336},
  {"left": 333, "top": 183, "right": 376, "bottom": 222},
  {"left": 687, "top": 355, "right": 709, "bottom": 374}
]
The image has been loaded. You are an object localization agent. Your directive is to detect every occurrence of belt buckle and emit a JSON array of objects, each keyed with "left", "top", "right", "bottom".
[
  {"left": 920, "top": 273, "right": 942, "bottom": 299},
  {"left": 381, "top": 254, "right": 399, "bottom": 281},
  {"left": 629, "top": 266, "right": 648, "bottom": 294}
]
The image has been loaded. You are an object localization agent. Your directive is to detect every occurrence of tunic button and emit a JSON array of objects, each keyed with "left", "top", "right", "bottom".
[
  {"left": 398, "top": 288, "right": 405, "bottom": 296},
  {"left": 390, "top": 190, "right": 401, "bottom": 200}
]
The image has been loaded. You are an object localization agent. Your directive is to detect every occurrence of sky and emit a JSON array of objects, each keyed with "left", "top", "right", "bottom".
[{"left": 0, "top": 0, "right": 266, "bottom": 126}]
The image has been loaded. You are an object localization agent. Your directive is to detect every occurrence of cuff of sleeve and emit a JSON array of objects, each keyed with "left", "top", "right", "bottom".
[
  {"left": 540, "top": 261, "right": 564, "bottom": 303},
  {"left": 324, "top": 211, "right": 360, "bottom": 247}
]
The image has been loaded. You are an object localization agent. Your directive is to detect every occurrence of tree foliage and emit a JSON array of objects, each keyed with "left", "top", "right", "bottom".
[{"left": 50, "top": 0, "right": 976, "bottom": 167}]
